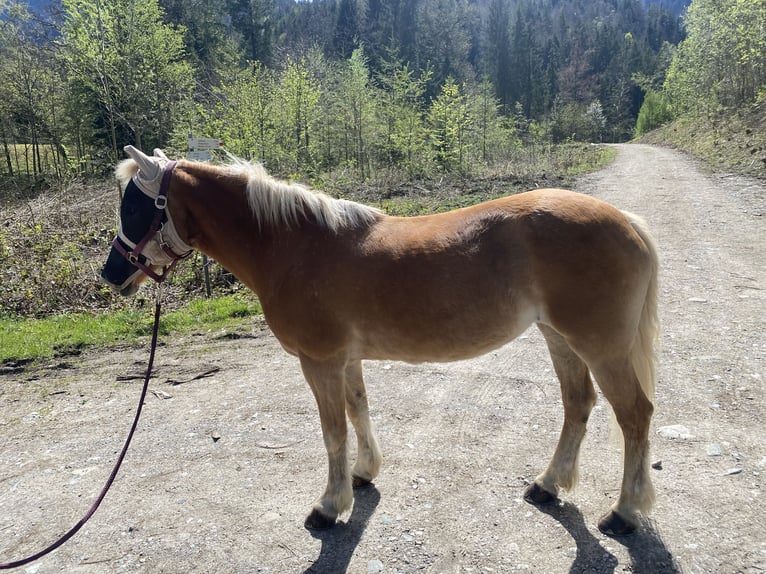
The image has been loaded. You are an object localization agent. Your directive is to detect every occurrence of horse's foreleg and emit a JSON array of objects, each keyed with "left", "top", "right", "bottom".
[
  {"left": 344, "top": 360, "right": 383, "bottom": 487},
  {"left": 525, "top": 324, "right": 597, "bottom": 505},
  {"left": 300, "top": 354, "right": 353, "bottom": 530},
  {"left": 591, "top": 358, "right": 655, "bottom": 536}
]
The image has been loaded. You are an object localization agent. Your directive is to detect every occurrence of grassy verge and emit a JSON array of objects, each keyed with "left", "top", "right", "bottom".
[
  {"left": 0, "top": 294, "right": 262, "bottom": 364},
  {"left": 639, "top": 104, "right": 766, "bottom": 178}
]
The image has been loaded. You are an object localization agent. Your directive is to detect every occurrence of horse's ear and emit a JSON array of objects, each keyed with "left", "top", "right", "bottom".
[
  {"left": 153, "top": 148, "right": 169, "bottom": 161},
  {"left": 124, "top": 145, "right": 161, "bottom": 181}
]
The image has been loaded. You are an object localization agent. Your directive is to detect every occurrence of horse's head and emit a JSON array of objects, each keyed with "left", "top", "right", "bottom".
[{"left": 100, "top": 146, "right": 192, "bottom": 296}]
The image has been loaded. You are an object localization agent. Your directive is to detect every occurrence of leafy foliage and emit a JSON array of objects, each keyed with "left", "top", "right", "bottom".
[
  {"left": 635, "top": 90, "right": 673, "bottom": 135},
  {"left": 428, "top": 78, "right": 471, "bottom": 172},
  {"left": 60, "top": 0, "right": 194, "bottom": 158},
  {"left": 664, "top": 0, "right": 766, "bottom": 114}
]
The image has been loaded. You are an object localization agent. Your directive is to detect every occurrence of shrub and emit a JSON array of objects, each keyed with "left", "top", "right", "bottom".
[{"left": 635, "top": 91, "right": 674, "bottom": 136}]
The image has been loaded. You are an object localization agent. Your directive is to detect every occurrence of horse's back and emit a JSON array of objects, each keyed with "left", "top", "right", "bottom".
[{"left": 363, "top": 188, "right": 654, "bottom": 359}]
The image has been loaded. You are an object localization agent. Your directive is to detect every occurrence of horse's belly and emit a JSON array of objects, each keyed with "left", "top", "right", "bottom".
[{"left": 353, "top": 303, "right": 539, "bottom": 363}]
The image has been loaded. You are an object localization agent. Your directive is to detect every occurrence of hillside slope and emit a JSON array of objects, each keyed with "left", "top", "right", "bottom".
[{"left": 641, "top": 105, "right": 766, "bottom": 179}]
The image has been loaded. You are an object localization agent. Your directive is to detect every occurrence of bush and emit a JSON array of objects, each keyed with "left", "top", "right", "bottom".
[{"left": 635, "top": 91, "right": 674, "bottom": 136}]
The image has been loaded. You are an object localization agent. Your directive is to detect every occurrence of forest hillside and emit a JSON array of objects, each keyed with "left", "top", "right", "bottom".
[
  {"left": 636, "top": 0, "right": 766, "bottom": 177},
  {"left": 3, "top": 0, "right": 693, "bottom": 180}
]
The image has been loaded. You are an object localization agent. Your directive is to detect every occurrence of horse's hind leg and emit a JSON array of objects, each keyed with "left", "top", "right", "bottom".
[
  {"left": 299, "top": 354, "right": 353, "bottom": 530},
  {"left": 590, "top": 358, "right": 654, "bottom": 536},
  {"left": 524, "top": 324, "right": 597, "bottom": 505},
  {"left": 344, "top": 360, "right": 383, "bottom": 487}
]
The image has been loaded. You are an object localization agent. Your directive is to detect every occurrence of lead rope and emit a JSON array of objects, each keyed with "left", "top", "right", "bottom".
[{"left": 0, "top": 291, "right": 163, "bottom": 570}]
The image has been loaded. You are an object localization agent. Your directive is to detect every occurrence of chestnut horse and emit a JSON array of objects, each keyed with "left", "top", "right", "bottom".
[{"left": 101, "top": 146, "right": 659, "bottom": 536}]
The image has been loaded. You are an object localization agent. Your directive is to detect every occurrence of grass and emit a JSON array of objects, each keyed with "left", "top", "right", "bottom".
[
  {"left": 0, "top": 294, "right": 262, "bottom": 364},
  {"left": 639, "top": 103, "right": 766, "bottom": 178}
]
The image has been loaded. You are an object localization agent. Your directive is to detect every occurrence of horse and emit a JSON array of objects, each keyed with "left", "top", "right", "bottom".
[{"left": 101, "top": 146, "right": 659, "bottom": 537}]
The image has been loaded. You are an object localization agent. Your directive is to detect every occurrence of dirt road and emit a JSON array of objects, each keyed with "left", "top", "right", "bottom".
[{"left": 1, "top": 144, "right": 764, "bottom": 573}]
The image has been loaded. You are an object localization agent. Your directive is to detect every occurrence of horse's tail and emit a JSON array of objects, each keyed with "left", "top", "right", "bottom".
[{"left": 625, "top": 211, "right": 660, "bottom": 406}]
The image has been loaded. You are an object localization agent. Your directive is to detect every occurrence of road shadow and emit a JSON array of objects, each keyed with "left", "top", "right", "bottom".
[
  {"left": 303, "top": 485, "right": 381, "bottom": 574},
  {"left": 535, "top": 502, "right": 681, "bottom": 574}
]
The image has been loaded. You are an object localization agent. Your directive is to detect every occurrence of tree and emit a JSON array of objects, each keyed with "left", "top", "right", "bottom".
[
  {"left": 214, "top": 61, "right": 275, "bottom": 161},
  {"left": 416, "top": 0, "right": 475, "bottom": 97},
  {"left": 664, "top": 0, "right": 766, "bottom": 113},
  {"left": 375, "top": 51, "right": 432, "bottom": 176},
  {"left": 338, "top": 47, "right": 377, "bottom": 178},
  {"left": 226, "top": 0, "right": 274, "bottom": 64},
  {"left": 584, "top": 99, "right": 607, "bottom": 141},
  {"left": 334, "top": 0, "right": 363, "bottom": 59},
  {"left": 483, "top": 0, "right": 513, "bottom": 109},
  {"left": 635, "top": 89, "right": 673, "bottom": 135},
  {"left": 361, "top": 0, "right": 397, "bottom": 73},
  {"left": 466, "top": 77, "right": 514, "bottom": 164},
  {"left": 0, "top": 1, "right": 32, "bottom": 176},
  {"left": 161, "top": 0, "right": 242, "bottom": 85},
  {"left": 507, "top": 4, "right": 555, "bottom": 118},
  {"left": 60, "top": 0, "right": 194, "bottom": 158},
  {"left": 428, "top": 77, "right": 470, "bottom": 172},
  {"left": 272, "top": 56, "right": 321, "bottom": 173},
  {"left": 0, "top": 0, "right": 67, "bottom": 177}
]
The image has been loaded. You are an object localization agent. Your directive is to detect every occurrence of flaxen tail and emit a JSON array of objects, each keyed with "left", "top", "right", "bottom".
[{"left": 625, "top": 211, "right": 660, "bottom": 406}]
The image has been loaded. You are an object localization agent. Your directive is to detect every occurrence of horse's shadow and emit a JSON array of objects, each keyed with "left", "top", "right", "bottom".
[
  {"left": 300, "top": 487, "right": 680, "bottom": 574},
  {"left": 302, "top": 485, "right": 381, "bottom": 574},
  {"left": 536, "top": 501, "right": 681, "bottom": 574}
]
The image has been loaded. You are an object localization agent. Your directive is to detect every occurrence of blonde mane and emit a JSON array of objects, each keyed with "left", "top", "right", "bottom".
[
  {"left": 115, "top": 159, "right": 139, "bottom": 188},
  {"left": 224, "top": 159, "right": 382, "bottom": 232}
]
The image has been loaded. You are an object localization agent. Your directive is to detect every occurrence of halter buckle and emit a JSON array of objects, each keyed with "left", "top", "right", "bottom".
[{"left": 155, "top": 195, "right": 168, "bottom": 209}]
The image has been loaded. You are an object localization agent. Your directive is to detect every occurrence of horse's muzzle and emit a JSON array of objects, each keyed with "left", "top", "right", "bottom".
[{"left": 100, "top": 242, "right": 145, "bottom": 296}]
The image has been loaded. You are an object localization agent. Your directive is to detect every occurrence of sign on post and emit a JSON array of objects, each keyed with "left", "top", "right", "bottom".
[
  {"left": 187, "top": 137, "right": 224, "bottom": 150},
  {"left": 186, "top": 150, "right": 214, "bottom": 162},
  {"left": 186, "top": 135, "right": 223, "bottom": 297}
]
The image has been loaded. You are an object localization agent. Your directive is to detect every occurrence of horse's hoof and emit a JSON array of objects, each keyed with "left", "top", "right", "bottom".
[
  {"left": 523, "top": 482, "right": 558, "bottom": 505},
  {"left": 304, "top": 509, "right": 336, "bottom": 530},
  {"left": 597, "top": 510, "right": 636, "bottom": 536},
  {"left": 352, "top": 475, "right": 373, "bottom": 489}
]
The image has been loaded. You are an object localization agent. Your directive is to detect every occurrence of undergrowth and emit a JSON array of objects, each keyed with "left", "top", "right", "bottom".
[{"left": 639, "top": 102, "right": 766, "bottom": 179}]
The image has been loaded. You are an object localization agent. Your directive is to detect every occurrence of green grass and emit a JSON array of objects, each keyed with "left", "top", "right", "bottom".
[{"left": 0, "top": 294, "right": 262, "bottom": 364}]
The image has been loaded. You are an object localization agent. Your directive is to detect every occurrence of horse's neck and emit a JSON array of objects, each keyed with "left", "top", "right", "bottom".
[{"left": 171, "top": 166, "right": 281, "bottom": 296}]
